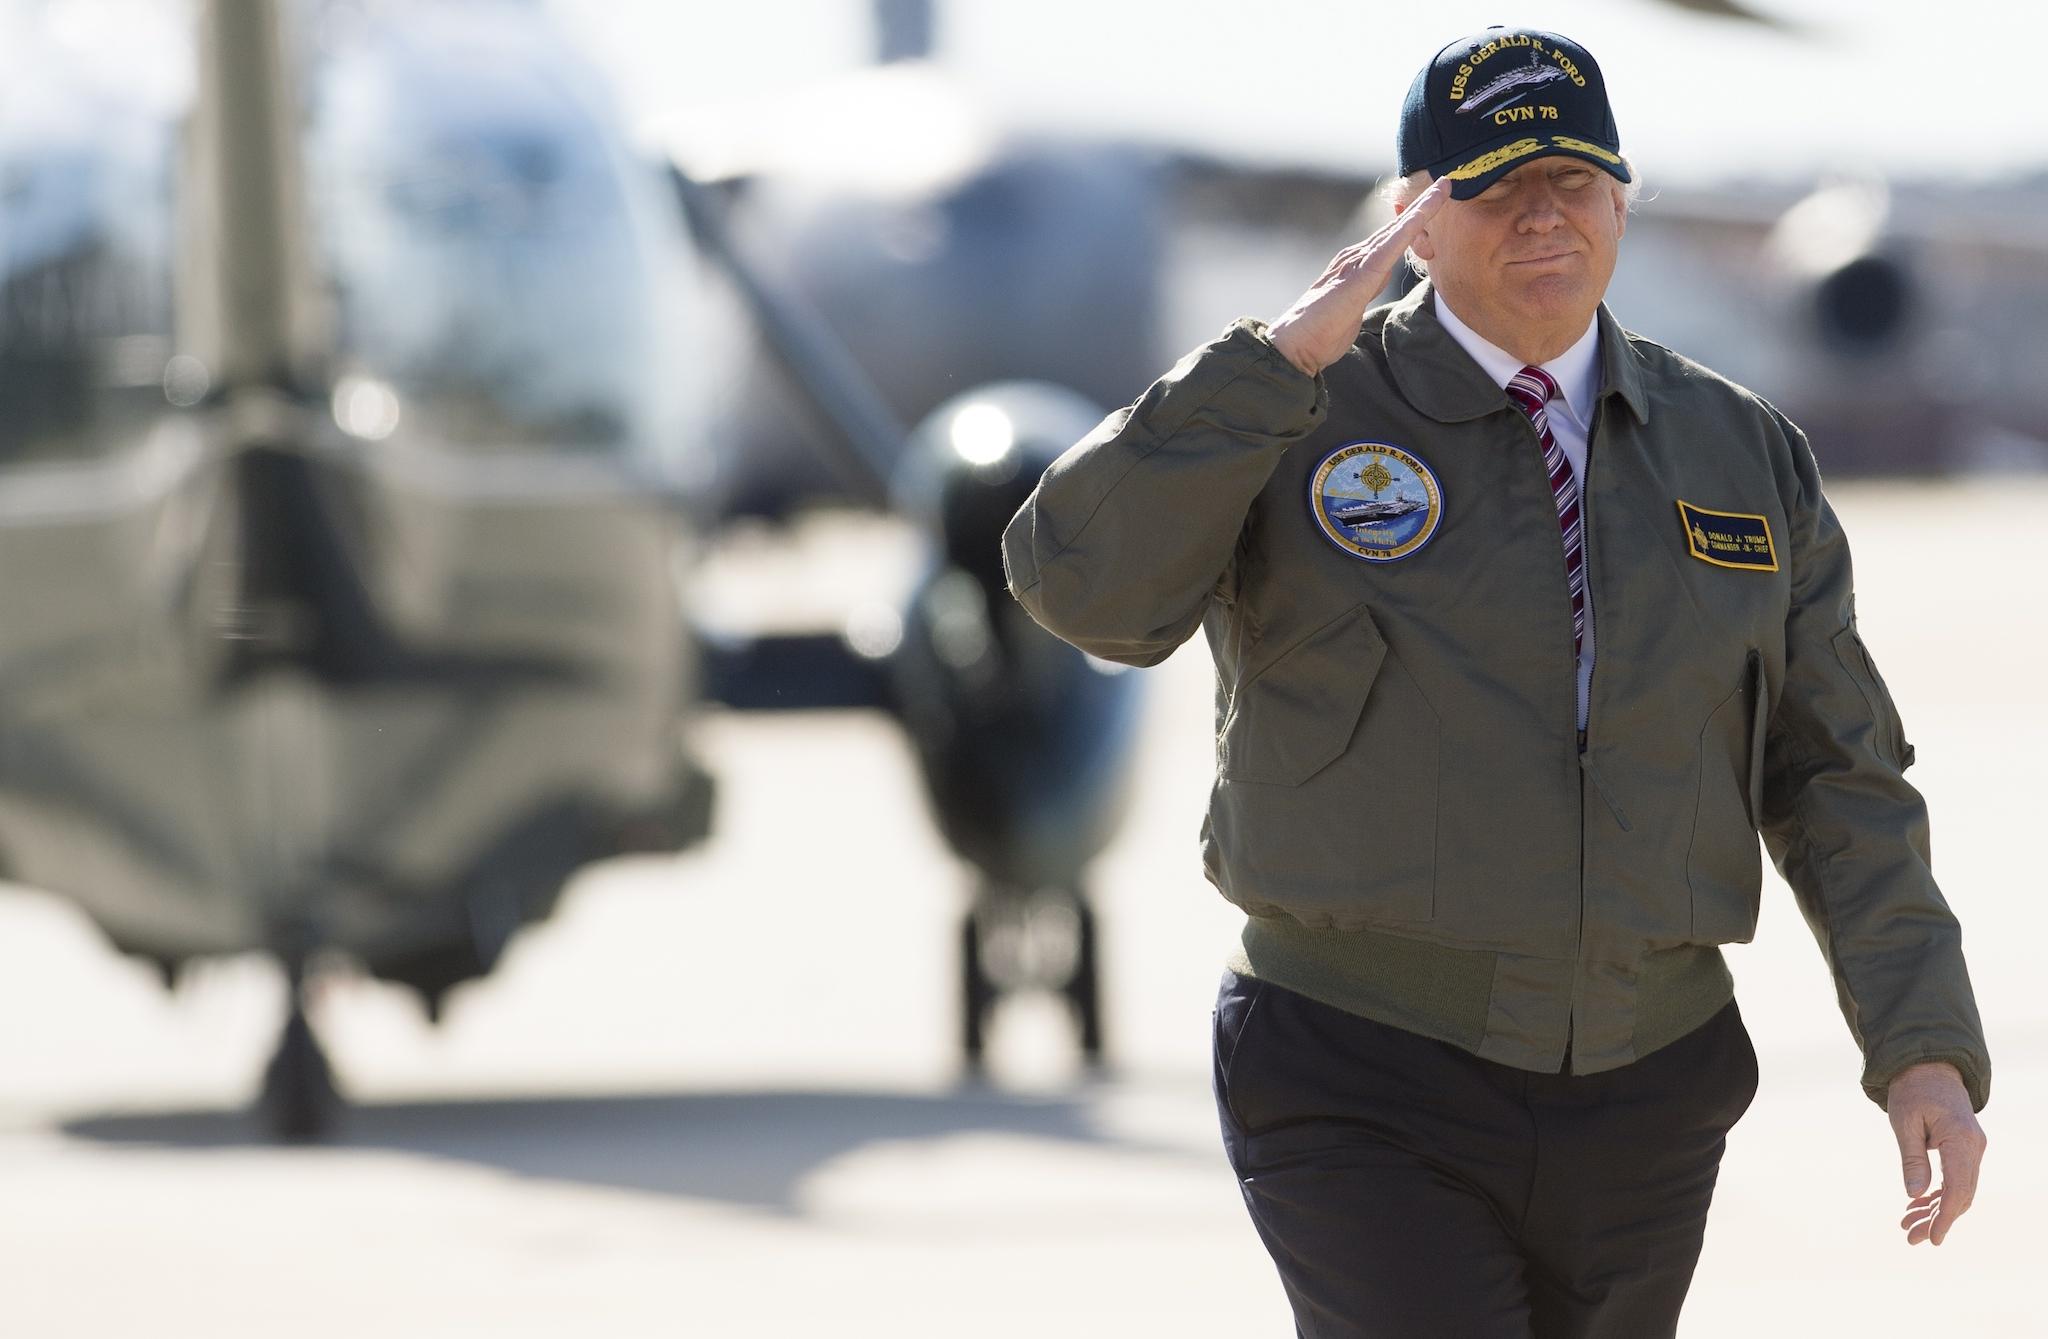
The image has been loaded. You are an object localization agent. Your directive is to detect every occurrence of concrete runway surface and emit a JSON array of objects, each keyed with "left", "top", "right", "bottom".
[{"left": 1, "top": 480, "right": 2042, "bottom": 1337}]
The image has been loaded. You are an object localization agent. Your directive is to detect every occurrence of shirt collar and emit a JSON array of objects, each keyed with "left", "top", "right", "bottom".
[
  {"left": 1376, "top": 281, "right": 1650, "bottom": 426},
  {"left": 1433, "top": 290, "right": 1600, "bottom": 428}
]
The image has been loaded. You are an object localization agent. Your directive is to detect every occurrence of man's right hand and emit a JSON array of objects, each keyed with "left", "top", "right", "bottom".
[
  {"left": 1269, "top": 176, "right": 1451, "bottom": 378},
  {"left": 1889, "top": 1060, "right": 1987, "bottom": 1246}
]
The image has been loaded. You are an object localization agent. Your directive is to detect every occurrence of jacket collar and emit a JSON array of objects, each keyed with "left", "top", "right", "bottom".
[{"left": 1379, "top": 279, "right": 1651, "bottom": 426}]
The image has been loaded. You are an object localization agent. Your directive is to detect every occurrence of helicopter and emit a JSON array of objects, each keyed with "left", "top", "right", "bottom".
[
  {"left": 0, "top": 0, "right": 724, "bottom": 1137},
  {"left": 0, "top": 0, "right": 1142, "bottom": 1137}
]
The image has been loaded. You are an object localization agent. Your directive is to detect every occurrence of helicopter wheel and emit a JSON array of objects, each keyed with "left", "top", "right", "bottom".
[
  {"left": 1064, "top": 892, "right": 1105, "bottom": 1069},
  {"left": 961, "top": 910, "right": 996, "bottom": 1074},
  {"left": 259, "top": 980, "right": 339, "bottom": 1143}
]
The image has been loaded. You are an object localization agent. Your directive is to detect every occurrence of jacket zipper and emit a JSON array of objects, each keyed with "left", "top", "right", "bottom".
[
  {"left": 1575, "top": 399, "right": 1628, "bottom": 831},
  {"left": 1568, "top": 398, "right": 1605, "bottom": 1073}
]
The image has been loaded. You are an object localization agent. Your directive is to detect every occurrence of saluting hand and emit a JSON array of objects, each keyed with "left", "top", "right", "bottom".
[
  {"left": 1268, "top": 177, "right": 1451, "bottom": 378},
  {"left": 1887, "top": 1061, "right": 1987, "bottom": 1246}
]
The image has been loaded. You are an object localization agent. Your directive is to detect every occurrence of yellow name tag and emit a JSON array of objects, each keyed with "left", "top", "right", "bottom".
[{"left": 1676, "top": 500, "right": 1778, "bottom": 571}]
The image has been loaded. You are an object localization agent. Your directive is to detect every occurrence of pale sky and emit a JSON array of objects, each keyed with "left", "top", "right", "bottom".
[
  {"left": 551, "top": 0, "right": 2048, "bottom": 187},
  {"left": 3, "top": 1, "right": 2036, "bottom": 186}
]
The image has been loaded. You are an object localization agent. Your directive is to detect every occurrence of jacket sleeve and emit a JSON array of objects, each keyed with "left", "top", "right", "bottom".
[
  {"left": 1001, "top": 319, "right": 1326, "bottom": 666},
  {"left": 1759, "top": 416, "right": 1991, "bottom": 1112}
]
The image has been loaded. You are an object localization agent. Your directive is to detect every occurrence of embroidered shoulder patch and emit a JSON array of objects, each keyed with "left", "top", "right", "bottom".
[{"left": 1676, "top": 500, "right": 1778, "bottom": 571}]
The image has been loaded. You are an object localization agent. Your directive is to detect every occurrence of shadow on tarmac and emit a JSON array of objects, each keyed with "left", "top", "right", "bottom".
[{"left": 61, "top": 1083, "right": 1204, "bottom": 1215}]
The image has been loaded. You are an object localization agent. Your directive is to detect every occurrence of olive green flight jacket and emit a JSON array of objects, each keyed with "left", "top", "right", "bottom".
[{"left": 1001, "top": 282, "right": 1989, "bottom": 1111}]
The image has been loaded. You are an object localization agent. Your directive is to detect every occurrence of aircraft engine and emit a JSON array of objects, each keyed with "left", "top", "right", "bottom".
[
  {"left": 1765, "top": 180, "right": 1919, "bottom": 359},
  {"left": 1811, "top": 252, "right": 1915, "bottom": 356}
]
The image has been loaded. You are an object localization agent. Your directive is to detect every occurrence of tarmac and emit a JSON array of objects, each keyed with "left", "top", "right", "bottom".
[{"left": 1, "top": 479, "right": 2042, "bottom": 1337}]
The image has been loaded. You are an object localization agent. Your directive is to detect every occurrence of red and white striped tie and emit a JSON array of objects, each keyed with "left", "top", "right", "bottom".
[{"left": 1504, "top": 365, "right": 1585, "bottom": 660}]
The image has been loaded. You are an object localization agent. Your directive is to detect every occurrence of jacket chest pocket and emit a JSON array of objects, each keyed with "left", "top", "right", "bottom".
[
  {"left": 1222, "top": 606, "right": 1386, "bottom": 784},
  {"left": 1212, "top": 605, "right": 1437, "bottom": 928},
  {"left": 1688, "top": 650, "right": 1769, "bottom": 942}
]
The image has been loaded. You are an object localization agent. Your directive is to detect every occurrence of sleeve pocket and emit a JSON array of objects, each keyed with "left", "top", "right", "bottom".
[
  {"left": 1830, "top": 624, "right": 1912, "bottom": 771},
  {"left": 1746, "top": 649, "right": 1770, "bottom": 822}
]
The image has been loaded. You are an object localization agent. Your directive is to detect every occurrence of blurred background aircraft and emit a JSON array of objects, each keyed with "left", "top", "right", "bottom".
[
  {"left": 0, "top": 0, "right": 1144, "bottom": 1137},
  {"left": 0, "top": 0, "right": 726, "bottom": 1135},
  {"left": 613, "top": 0, "right": 2048, "bottom": 487}
]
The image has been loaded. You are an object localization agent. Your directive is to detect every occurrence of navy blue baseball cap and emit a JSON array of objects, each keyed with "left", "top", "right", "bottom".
[{"left": 1397, "top": 27, "right": 1630, "bottom": 200}]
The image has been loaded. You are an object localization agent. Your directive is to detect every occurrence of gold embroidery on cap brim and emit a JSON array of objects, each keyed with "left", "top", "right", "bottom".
[
  {"left": 1442, "top": 138, "right": 1544, "bottom": 181},
  {"left": 1551, "top": 135, "right": 1623, "bottom": 164}
]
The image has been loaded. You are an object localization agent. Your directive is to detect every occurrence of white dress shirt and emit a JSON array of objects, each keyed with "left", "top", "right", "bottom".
[{"left": 1433, "top": 292, "right": 1601, "bottom": 730}]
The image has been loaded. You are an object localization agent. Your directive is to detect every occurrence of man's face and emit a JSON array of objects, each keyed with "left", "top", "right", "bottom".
[{"left": 1411, "top": 156, "right": 1628, "bottom": 350}]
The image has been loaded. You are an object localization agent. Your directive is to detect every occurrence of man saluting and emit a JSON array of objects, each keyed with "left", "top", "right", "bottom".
[{"left": 1002, "top": 25, "right": 1990, "bottom": 1338}]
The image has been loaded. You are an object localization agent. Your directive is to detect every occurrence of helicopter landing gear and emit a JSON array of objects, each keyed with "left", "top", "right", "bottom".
[
  {"left": 962, "top": 914, "right": 995, "bottom": 1070},
  {"left": 960, "top": 885, "right": 1104, "bottom": 1075},
  {"left": 257, "top": 962, "right": 340, "bottom": 1142},
  {"left": 1067, "top": 896, "right": 1104, "bottom": 1067}
]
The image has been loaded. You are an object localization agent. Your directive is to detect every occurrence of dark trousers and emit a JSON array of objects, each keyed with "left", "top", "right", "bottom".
[{"left": 1213, "top": 972, "right": 1758, "bottom": 1339}]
